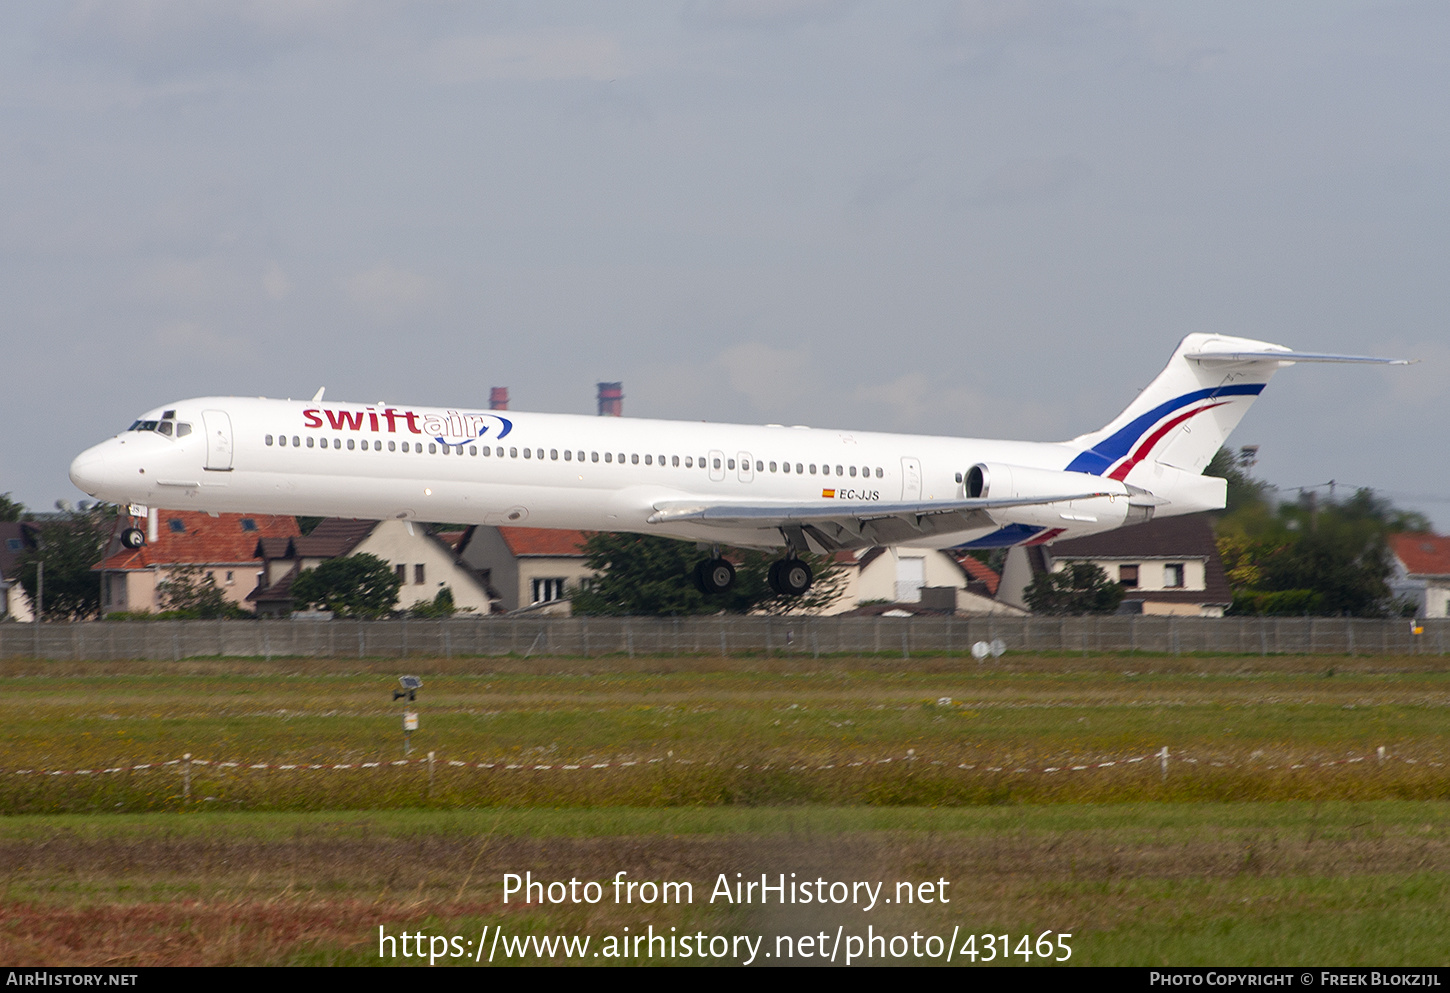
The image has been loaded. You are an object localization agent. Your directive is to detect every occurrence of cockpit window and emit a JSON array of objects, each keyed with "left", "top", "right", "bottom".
[{"left": 129, "top": 418, "right": 190, "bottom": 438}]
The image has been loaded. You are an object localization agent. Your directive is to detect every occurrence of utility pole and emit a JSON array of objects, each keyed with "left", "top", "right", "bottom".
[{"left": 35, "top": 560, "right": 43, "bottom": 622}]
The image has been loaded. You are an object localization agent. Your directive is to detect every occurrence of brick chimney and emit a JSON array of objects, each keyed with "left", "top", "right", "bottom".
[
  {"left": 597, "top": 382, "right": 623, "bottom": 417},
  {"left": 489, "top": 387, "right": 509, "bottom": 411}
]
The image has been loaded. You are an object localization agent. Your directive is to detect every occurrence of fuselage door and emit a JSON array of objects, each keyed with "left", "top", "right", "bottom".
[
  {"left": 202, "top": 409, "right": 234, "bottom": 471},
  {"left": 737, "top": 452, "right": 754, "bottom": 483},
  {"left": 709, "top": 449, "right": 726, "bottom": 482},
  {"left": 900, "top": 456, "right": 922, "bottom": 501}
]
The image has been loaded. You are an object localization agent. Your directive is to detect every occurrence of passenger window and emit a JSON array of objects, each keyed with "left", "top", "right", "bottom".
[
  {"left": 564, "top": 450, "right": 572, "bottom": 461},
  {"left": 510, "top": 447, "right": 518, "bottom": 458},
  {"left": 538, "top": 449, "right": 544, "bottom": 460},
  {"left": 592, "top": 452, "right": 599, "bottom": 462},
  {"left": 306, "top": 437, "right": 314, "bottom": 448},
  {"left": 577, "top": 451, "right": 585, "bottom": 462},
  {"left": 523, "top": 448, "right": 531, "bottom": 459},
  {"left": 265, "top": 435, "right": 274, "bottom": 446},
  {"left": 850, "top": 466, "right": 857, "bottom": 477},
  {"left": 672, "top": 456, "right": 680, "bottom": 467},
  {"left": 713, "top": 458, "right": 722, "bottom": 470},
  {"left": 428, "top": 443, "right": 437, "bottom": 453},
  {"left": 347, "top": 439, "right": 355, "bottom": 450},
  {"left": 470, "top": 446, "right": 477, "bottom": 456},
  {"left": 796, "top": 464, "right": 803, "bottom": 474},
  {"left": 782, "top": 463, "right": 790, "bottom": 473},
  {"left": 389, "top": 441, "right": 396, "bottom": 451},
  {"left": 605, "top": 452, "right": 612, "bottom": 463},
  {"left": 875, "top": 467, "right": 883, "bottom": 477},
  {"left": 296, "top": 437, "right": 303, "bottom": 447},
  {"left": 770, "top": 462, "right": 777, "bottom": 472},
  {"left": 631, "top": 454, "right": 639, "bottom": 465},
  {"left": 836, "top": 465, "right": 843, "bottom": 475},
  {"left": 401, "top": 442, "right": 409, "bottom": 452},
  {"left": 684, "top": 457, "right": 692, "bottom": 468},
  {"left": 644, "top": 454, "right": 652, "bottom": 465},
  {"left": 756, "top": 461, "right": 763, "bottom": 472},
  {"left": 809, "top": 464, "right": 816, "bottom": 474},
  {"left": 551, "top": 449, "right": 558, "bottom": 460}
]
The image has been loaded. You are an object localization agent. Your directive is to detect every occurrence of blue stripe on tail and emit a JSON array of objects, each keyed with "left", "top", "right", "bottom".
[{"left": 1065, "top": 383, "right": 1263, "bottom": 475}]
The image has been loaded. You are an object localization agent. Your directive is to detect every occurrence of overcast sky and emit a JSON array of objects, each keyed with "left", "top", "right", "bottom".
[{"left": 3, "top": 1, "right": 1446, "bottom": 525}]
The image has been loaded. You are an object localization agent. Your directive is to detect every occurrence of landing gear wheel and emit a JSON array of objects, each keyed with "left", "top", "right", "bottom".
[
  {"left": 769, "top": 558, "right": 813, "bottom": 596},
  {"left": 120, "top": 527, "right": 146, "bottom": 549},
  {"left": 693, "top": 557, "right": 735, "bottom": 595}
]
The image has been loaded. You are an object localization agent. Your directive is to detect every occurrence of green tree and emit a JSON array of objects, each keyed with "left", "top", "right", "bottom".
[
  {"left": 409, "top": 586, "right": 460, "bottom": 618},
  {"left": 290, "top": 553, "right": 403, "bottom": 618},
  {"left": 154, "top": 565, "right": 250, "bottom": 619},
  {"left": 1205, "top": 447, "right": 1272, "bottom": 513},
  {"left": 1219, "top": 488, "right": 1411, "bottom": 617},
  {"left": 1023, "top": 561, "right": 1124, "bottom": 615},
  {"left": 0, "top": 493, "right": 25, "bottom": 522},
  {"left": 569, "top": 533, "right": 844, "bottom": 616},
  {"left": 15, "top": 505, "right": 115, "bottom": 620}
]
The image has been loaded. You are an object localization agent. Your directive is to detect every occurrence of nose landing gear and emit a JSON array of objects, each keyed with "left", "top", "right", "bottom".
[{"left": 120, "top": 527, "right": 146, "bottom": 549}]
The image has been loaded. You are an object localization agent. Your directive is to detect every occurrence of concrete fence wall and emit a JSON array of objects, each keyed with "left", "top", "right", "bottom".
[{"left": 1, "top": 615, "right": 1447, "bottom": 660}]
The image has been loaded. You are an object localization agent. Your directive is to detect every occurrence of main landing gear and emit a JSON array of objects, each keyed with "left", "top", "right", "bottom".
[
  {"left": 692, "top": 555, "right": 814, "bottom": 597},
  {"left": 768, "top": 558, "right": 813, "bottom": 597},
  {"left": 693, "top": 557, "right": 736, "bottom": 595}
]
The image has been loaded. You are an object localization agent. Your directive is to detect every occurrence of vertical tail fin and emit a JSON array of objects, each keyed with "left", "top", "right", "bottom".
[{"left": 1065, "top": 333, "right": 1291, "bottom": 483}]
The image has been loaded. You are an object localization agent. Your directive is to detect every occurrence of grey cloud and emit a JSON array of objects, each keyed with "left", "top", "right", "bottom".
[
  {"left": 974, "top": 156, "right": 1092, "bottom": 205},
  {"left": 683, "top": 0, "right": 857, "bottom": 31}
]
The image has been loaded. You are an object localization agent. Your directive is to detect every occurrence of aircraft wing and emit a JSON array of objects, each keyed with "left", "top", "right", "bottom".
[{"left": 647, "top": 490, "right": 1116, "bottom": 551}]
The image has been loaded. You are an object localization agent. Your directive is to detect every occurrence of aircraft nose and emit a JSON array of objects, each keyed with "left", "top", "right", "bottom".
[{"left": 69, "top": 447, "right": 107, "bottom": 496}]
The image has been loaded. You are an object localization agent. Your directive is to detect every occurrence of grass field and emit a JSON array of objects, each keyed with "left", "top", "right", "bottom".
[{"left": 0, "top": 652, "right": 1446, "bottom": 965}]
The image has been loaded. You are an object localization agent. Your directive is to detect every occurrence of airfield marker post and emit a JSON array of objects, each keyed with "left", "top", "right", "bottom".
[
  {"left": 182, "top": 752, "right": 191, "bottom": 799},
  {"left": 1159, "top": 746, "right": 1169, "bottom": 781}
]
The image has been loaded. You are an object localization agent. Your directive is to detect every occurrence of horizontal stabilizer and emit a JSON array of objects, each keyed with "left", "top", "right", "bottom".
[{"left": 1184, "top": 349, "right": 1415, "bottom": 365}]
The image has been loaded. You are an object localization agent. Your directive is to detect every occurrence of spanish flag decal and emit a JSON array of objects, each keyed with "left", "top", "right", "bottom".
[{"left": 822, "top": 489, "right": 836, "bottom": 498}]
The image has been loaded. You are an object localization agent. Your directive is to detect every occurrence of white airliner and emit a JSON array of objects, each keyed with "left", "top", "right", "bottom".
[{"left": 69, "top": 334, "right": 1407, "bottom": 597}]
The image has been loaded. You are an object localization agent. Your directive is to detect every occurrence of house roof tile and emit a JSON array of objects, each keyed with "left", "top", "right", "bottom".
[
  {"left": 96, "top": 512, "right": 298, "bottom": 572},
  {"left": 497, "top": 527, "right": 589, "bottom": 557},
  {"left": 1389, "top": 533, "right": 1450, "bottom": 578}
]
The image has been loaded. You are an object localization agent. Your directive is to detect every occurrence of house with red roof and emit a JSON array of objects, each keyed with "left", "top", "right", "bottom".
[
  {"left": 460, "top": 526, "right": 594, "bottom": 614},
  {"left": 94, "top": 511, "right": 299, "bottom": 616},
  {"left": 1388, "top": 532, "right": 1450, "bottom": 618},
  {"left": 249, "top": 519, "right": 497, "bottom": 616}
]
